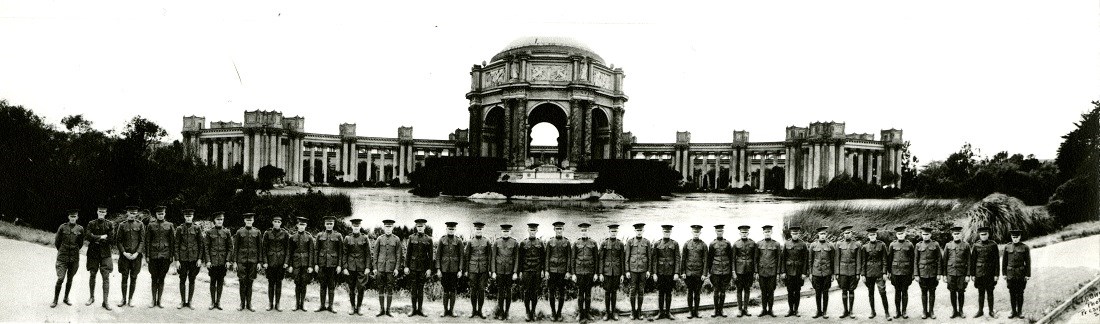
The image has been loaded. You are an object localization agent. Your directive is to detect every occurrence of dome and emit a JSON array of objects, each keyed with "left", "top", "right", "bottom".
[{"left": 491, "top": 36, "right": 604, "bottom": 63}]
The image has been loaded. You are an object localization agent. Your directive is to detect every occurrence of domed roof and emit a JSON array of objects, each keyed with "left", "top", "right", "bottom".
[{"left": 491, "top": 36, "right": 604, "bottom": 63}]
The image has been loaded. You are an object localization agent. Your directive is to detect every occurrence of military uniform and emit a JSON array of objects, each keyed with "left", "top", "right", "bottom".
[
  {"left": 681, "top": 234, "right": 708, "bottom": 318},
  {"left": 287, "top": 227, "right": 315, "bottom": 311},
  {"left": 915, "top": 237, "right": 943, "bottom": 318},
  {"left": 314, "top": 228, "right": 343, "bottom": 312},
  {"left": 706, "top": 236, "right": 732, "bottom": 317},
  {"left": 372, "top": 226, "right": 403, "bottom": 316},
  {"left": 835, "top": 236, "right": 862, "bottom": 318},
  {"left": 860, "top": 235, "right": 890, "bottom": 318},
  {"left": 653, "top": 235, "right": 680, "bottom": 319},
  {"left": 146, "top": 217, "right": 175, "bottom": 308},
  {"left": 625, "top": 233, "right": 652, "bottom": 319},
  {"left": 436, "top": 230, "right": 463, "bottom": 317},
  {"left": 518, "top": 234, "right": 545, "bottom": 321},
  {"left": 756, "top": 235, "right": 781, "bottom": 317},
  {"left": 492, "top": 231, "right": 519, "bottom": 319},
  {"left": 781, "top": 233, "right": 809, "bottom": 316},
  {"left": 233, "top": 224, "right": 262, "bottom": 311},
  {"left": 809, "top": 237, "right": 835, "bottom": 318},
  {"left": 53, "top": 220, "right": 84, "bottom": 306},
  {"left": 943, "top": 236, "right": 971, "bottom": 318},
  {"left": 887, "top": 234, "right": 916, "bottom": 318},
  {"left": 732, "top": 235, "right": 757, "bottom": 317},
  {"left": 545, "top": 232, "right": 571, "bottom": 321},
  {"left": 1003, "top": 240, "right": 1031, "bottom": 318},
  {"left": 404, "top": 229, "right": 433, "bottom": 316},
  {"left": 84, "top": 217, "right": 114, "bottom": 307},
  {"left": 116, "top": 217, "right": 145, "bottom": 307},
  {"left": 203, "top": 222, "right": 232, "bottom": 309},
  {"left": 600, "top": 233, "right": 626, "bottom": 320},
  {"left": 174, "top": 220, "right": 204, "bottom": 308},
  {"left": 970, "top": 237, "right": 999, "bottom": 317},
  {"left": 464, "top": 227, "right": 492, "bottom": 318},
  {"left": 262, "top": 225, "right": 290, "bottom": 311},
  {"left": 571, "top": 230, "right": 599, "bottom": 320},
  {"left": 342, "top": 228, "right": 371, "bottom": 314}
]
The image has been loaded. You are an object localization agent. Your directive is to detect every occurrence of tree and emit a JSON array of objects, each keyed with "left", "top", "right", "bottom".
[
  {"left": 257, "top": 165, "right": 286, "bottom": 191},
  {"left": 1049, "top": 101, "right": 1100, "bottom": 224}
]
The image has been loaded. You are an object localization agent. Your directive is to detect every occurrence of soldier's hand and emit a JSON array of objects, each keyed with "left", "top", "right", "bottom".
[
  {"left": 674, "top": 274, "right": 680, "bottom": 281},
  {"left": 651, "top": 274, "right": 657, "bottom": 280},
  {"left": 308, "top": 267, "right": 314, "bottom": 274},
  {"left": 1025, "top": 276, "right": 1030, "bottom": 280},
  {"left": 490, "top": 273, "right": 496, "bottom": 279},
  {"left": 225, "top": 262, "right": 232, "bottom": 269},
  {"left": 372, "top": 269, "right": 378, "bottom": 275},
  {"left": 196, "top": 260, "right": 202, "bottom": 267},
  {"left": 571, "top": 274, "right": 576, "bottom": 281},
  {"left": 512, "top": 273, "right": 518, "bottom": 280},
  {"left": 994, "top": 276, "right": 999, "bottom": 282},
  {"left": 964, "top": 276, "right": 970, "bottom": 282},
  {"left": 625, "top": 272, "right": 631, "bottom": 279},
  {"left": 542, "top": 271, "right": 548, "bottom": 277},
  {"left": 458, "top": 271, "right": 464, "bottom": 278},
  {"left": 337, "top": 266, "right": 343, "bottom": 273},
  {"left": 426, "top": 269, "right": 432, "bottom": 277},
  {"left": 287, "top": 267, "right": 293, "bottom": 274},
  {"left": 205, "top": 262, "right": 212, "bottom": 268},
  {"left": 313, "top": 266, "right": 319, "bottom": 273},
  {"left": 754, "top": 273, "right": 758, "bottom": 280},
  {"left": 404, "top": 267, "right": 410, "bottom": 275},
  {"left": 342, "top": 269, "right": 349, "bottom": 275}
]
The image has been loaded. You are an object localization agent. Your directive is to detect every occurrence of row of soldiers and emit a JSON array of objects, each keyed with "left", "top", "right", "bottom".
[{"left": 52, "top": 206, "right": 1033, "bottom": 321}]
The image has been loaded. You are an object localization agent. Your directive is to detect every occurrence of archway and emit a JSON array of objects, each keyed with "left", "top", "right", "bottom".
[
  {"left": 590, "top": 108, "right": 611, "bottom": 159},
  {"left": 527, "top": 103, "right": 568, "bottom": 165},
  {"left": 481, "top": 106, "right": 506, "bottom": 158}
]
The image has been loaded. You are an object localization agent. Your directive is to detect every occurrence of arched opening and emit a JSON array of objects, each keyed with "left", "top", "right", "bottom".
[
  {"left": 481, "top": 106, "right": 506, "bottom": 158},
  {"left": 590, "top": 108, "right": 611, "bottom": 159},
  {"left": 527, "top": 104, "right": 568, "bottom": 165}
]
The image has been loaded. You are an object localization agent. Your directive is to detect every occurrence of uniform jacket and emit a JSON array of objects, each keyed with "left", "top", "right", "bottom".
[
  {"left": 203, "top": 226, "right": 233, "bottom": 265},
  {"left": 733, "top": 238, "right": 757, "bottom": 275},
  {"left": 887, "top": 239, "right": 916, "bottom": 276},
  {"left": 262, "top": 228, "right": 289, "bottom": 266},
  {"left": 571, "top": 237, "right": 599, "bottom": 275},
  {"left": 287, "top": 231, "right": 315, "bottom": 268},
  {"left": 1002, "top": 242, "right": 1031, "bottom": 278},
  {"left": 342, "top": 232, "right": 371, "bottom": 272},
  {"left": 970, "top": 239, "right": 1000, "bottom": 277},
  {"left": 314, "top": 230, "right": 343, "bottom": 267},
  {"left": 943, "top": 240, "right": 971, "bottom": 277},
  {"left": 545, "top": 236, "right": 572, "bottom": 273},
  {"left": 755, "top": 238, "right": 782, "bottom": 277},
  {"left": 706, "top": 238, "right": 733, "bottom": 275},
  {"left": 860, "top": 240, "right": 889, "bottom": 277},
  {"left": 233, "top": 226, "right": 262, "bottom": 263},
  {"left": 115, "top": 219, "right": 145, "bottom": 255},
  {"left": 781, "top": 238, "right": 810, "bottom": 276},
  {"left": 85, "top": 218, "right": 114, "bottom": 260},
  {"left": 518, "top": 237, "right": 545, "bottom": 272},
  {"left": 808, "top": 240, "right": 836, "bottom": 277},
  {"left": 145, "top": 219, "right": 174, "bottom": 260},
  {"left": 625, "top": 236, "right": 652, "bottom": 273},
  {"left": 915, "top": 239, "right": 944, "bottom": 278},
  {"left": 492, "top": 236, "right": 519, "bottom": 274},
  {"left": 464, "top": 236, "right": 492, "bottom": 274},
  {"left": 680, "top": 238, "right": 708, "bottom": 276},
  {"left": 436, "top": 234, "right": 464, "bottom": 273},
  {"left": 652, "top": 238, "right": 680, "bottom": 275},
  {"left": 600, "top": 237, "right": 626, "bottom": 276},
  {"left": 372, "top": 233, "right": 403, "bottom": 272},
  {"left": 55, "top": 223, "right": 85, "bottom": 262},
  {"left": 174, "top": 222, "right": 204, "bottom": 262},
  {"left": 835, "top": 239, "right": 862, "bottom": 276},
  {"left": 404, "top": 232, "right": 433, "bottom": 271}
]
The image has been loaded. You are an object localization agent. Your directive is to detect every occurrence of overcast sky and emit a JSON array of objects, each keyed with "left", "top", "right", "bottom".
[{"left": 1, "top": 0, "right": 1096, "bottom": 164}]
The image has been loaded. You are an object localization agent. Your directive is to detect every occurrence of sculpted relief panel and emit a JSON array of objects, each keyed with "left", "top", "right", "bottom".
[
  {"left": 529, "top": 63, "right": 571, "bottom": 82},
  {"left": 482, "top": 67, "right": 505, "bottom": 88},
  {"left": 593, "top": 71, "right": 612, "bottom": 89}
]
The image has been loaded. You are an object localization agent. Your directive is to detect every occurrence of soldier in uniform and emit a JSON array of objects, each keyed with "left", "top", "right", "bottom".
[
  {"left": 342, "top": 218, "right": 371, "bottom": 315},
  {"left": 545, "top": 221, "right": 571, "bottom": 321},
  {"left": 492, "top": 224, "right": 519, "bottom": 320},
  {"left": 174, "top": 209, "right": 204, "bottom": 309},
  {"left": 652, "top": 224, "right": 679, "bottom": 320},
  {"left": 860, "top": 227, "right": 891, "bottom": 320},
  {"left": 915, "top": 227, "right": 943, "bottom": 319},
  {"left": 706, "top": 224, "right": 732, "bottom": 318},
  {"left": 600, "top": 224, "right": 625, "bottom": 321},
  {"left": 781, "top": 226, "right": 809, "bottom": 317},
  {"left": 835, "top": 225, "right": 862, "bottom": 318},
  {"left": 1003, "top": 229, "right": 1031, "bottom": 319},
  {"left": 464, "top": 222, "right": 492, "bottom": 319},
  {"left": 732, "top": 225, "right": 756, "bottom": 317},
  {"left": 571, "top": 223, "right": 599, "bottom": 321},
  {"left": 681, "top": 224, "right": 707, "bottom": 318},
  {"left": 808, "top": 226, "right": 835, "bottom": 319},
  {"left": 314, "top": 215, "right": 342, "bottom": 313},
  {"left": 404, "top": 218, "right": 434, "bottom": 317},
  {"left": 116, "top": 206, "right": 144, "bottom": 308},
  {"left": 970, "top": 226, "right": 999, "bottom": 318},
  {"left": 233, "top": 212, "right": 262, "bottom": 312},
  {"left": 372, "top": 219, "right": 403, "bottom": 317},
  {"left": 436, "top": 221, "right": 464, "bottom": 317},
  {"left": 886, "top": 226, "right": 915, "bottom": 319},
  {"left": 625, "top": 223, "right": 652, "bottom": 320},
  {"left": 262, "top": 216, "right": 290, "bottom": 311},
  {"left": 943, "top": 226, "right": 970, "bottom": 318},
  {"left": 52, "top": 209, "right": 84, "bottom": 308},
  {"left": 145, "top": 205, "right": 174, "bottom": 308},
  {"left": 287, "top": 217, "right": 315, "bottom": 312},
  {"left": 84, "top": 206, "right": 113, "bottom": 310},
  {"left": 756, "top": 225, "right": 781, "bottom": 317},
  {"left": 203, "top": 212, "right": 232, "bottom": 310},
  {"left": 518, "top": 223, "right": 546, "bottom": 322}
]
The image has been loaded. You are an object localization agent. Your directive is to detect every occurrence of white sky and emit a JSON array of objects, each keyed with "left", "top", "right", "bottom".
[{"left": 1, "top": 0, "right": 1096, "bottom": 164}]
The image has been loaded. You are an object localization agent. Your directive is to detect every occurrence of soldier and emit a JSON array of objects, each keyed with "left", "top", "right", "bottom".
[
  {"left": 681, "top": 224, "right": 708, "bottom": 318},
  {"left": 545, "top": 221, "right": 571, "bottom": 321},
  {"left": 492, "top": 224, "right": 519, "bottom": 320},
  {"left": 314, "top": 215, "right": 342, "bottom": 313},
  {"left": 600, "top": 224, "right": 625, "bottom": 321},
  {"left": 860, "top": 227, "right": 891, "bottom": 320},
  {"left": 887, "top": 226, "right": 915, "bottom": 319},
  {"left": 808, "top": 226, "right": 835, "bottom": 319},
  {"left": 404, "top": 218, "right": 433, "bottom": 317},
  {"left": 625, "top": 223, "right": 652, "bottom": 320},
  {"left": 518, "top": 223, "right": 546, "bottom": 322},
  {"left": 342, "top": 218, "right": 371, "bottom": 315},
  {"left": 84, "top": 206, "right": 113, "bottom": 310},
  {"left": 1003, "top": 229, "right": 1031, "bottom": 319},
  {"left": 943, "top": 226, "right": 970, "bottom": 318},
  {"left": 652, "top": 224, "right": 679, "bottom": 320},
  {"left": 145, "top": 205, "right": 174, "bottom": 308},
  {"left": 287, "top": 217, "right": 315, "bottom": 312},
  {"left": 705, "top": 224, "right": 732, "bottom": 318},
  {"left": 835, "top": 225, "right": 862, "bottom": 318},
  {"left": 782, "top": 226, "right": 810, "bottom": 317},
  {"left": 174, "top": 209, "right": 204, "bottom": 309},
  {"left": 756, "top": 225, "right": 781, "bottom": 317},
  {"left": 571, "top": 223, "right": 599, "bottom": 321},
  {"left": 234, "top": 212, "right": 262, "bottom": 312},
  {"left": 970, "top": 226, "right": 999, "bottom": 318},
  {"left": 464, "top": 222, "right": 492, "bottom": 319},
  {"left": 52, "top": 209, "right": 84, "bottom": 308},
  {"left": 203, "top": 212, "right": 232, "bottom": 310},
  {"left": 116, "top": 206, "right": 144, "bottom": 308},
  {"left": 372, "top": 219, "right": 403, "bottom": 317},
  {"left": 436, "top": 221, "right": 464, "bottom": 317},
  {"left": 262, "top": 216, "right": 290, "bottom": 311},
  {"left": 732, "top": 225, "right": 756, "bottom": 317},
  {"left": 915, "top": 227, "right": 943, "bottom": 319}
]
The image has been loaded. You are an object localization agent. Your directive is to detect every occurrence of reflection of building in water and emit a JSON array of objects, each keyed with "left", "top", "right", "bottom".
[{"left": 182, "top": 37, "right": 904, "bottom": 191}]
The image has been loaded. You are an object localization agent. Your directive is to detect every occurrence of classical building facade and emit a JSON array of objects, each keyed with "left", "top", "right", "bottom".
[{"left": 182, "top": 37, "right": 904, "bottom": 190}]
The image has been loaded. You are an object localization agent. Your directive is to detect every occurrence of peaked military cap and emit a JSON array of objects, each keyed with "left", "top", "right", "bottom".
[
  {"left": 272, "top": 215, "right": 283, "bottom": 221},
  {"left": 713, "top": 224, "right": 725, "bottom": 229},
  {"left": 950, "top": 226, "right": 963, "bottom": 232},
  {"left": 212, "top": 211, "right": 226, "bottom": 219},
  {"left": 840, "top": 225, "right": 853, "bottom": 231},
  {"left": 690, "top": 225, "right": 703, "bottom": 230},
  {"left": 607, "top": 224, "right": 620, "bottom": 229},
  {"left": 894, "top": 226, "right": 907, "bottom": 233},
  {"left": 349, "top": 219, "right": 362, "bottom": 226},
  {"left": 500, "top": 224, "right": 513, "bottom": 230},
  {"left": 1009, "top": 229, "right": 1023, "bottom": 236},
  {"left": 445, "top": 221, "right": 458, "bottom": 227},
  {"left": 761, "top": 225, "right": 774, "bottom": 230},
  {"left": 154, "top": 205, "right": 167, "bottom": 212},
  {"left": 125, "top": 205, "right": 139, "bottom": 211},
  {"left": 661, "top": 225, "right": 674, "bottom": 230},
  {"left": 920, "top": 227, "right": 934, "bottom": 233},
  {"left": 322, "top": 215, "right": 337, "bottom": 222},
  {"left": 866, "top": 227, "right": 878, "bottom": 233},
  {"left": 472, "top": 221, "right": 485, "bottom": 228},
  {"left": 67, "top": 209, "right": 80, "bottom": 215},
  {"left": 633, "top": 223, "right": 645, "bottom": 229},
  {"left": 414, "top": 218, "right": 428, "bottom": 224},
  {"left": 382, "top": 219, "right": 396, "bottom": 225},
  {"left": 181, "top": 209, "right": 195, "bottom": 215},
  {"left": 527, "top": 223, "right": 539, "bottom": 229},
  {"left": 577, "top": 223, "right": 591, "bottom": 228},
  {"left": 977, "top": 226, "right": 991, "bottom": 233},
  {"left": 296, "top": 216, "right": 309, "bottom": 224},
  {"left": 552, "top": 221, "right": 566, "bottom": 227},
  {"left": 816, "top": 226, "right": 830, "bottom": 233},
  {"left": 737, "top": 225, "right": 750, "bottom": 231},
  {"left": 96, "top": 205, "right": 109, "bottom": 211},
  {"left": 789, "top": 226, "right": 802, "bottom": 232},
  {"left": 242, "top": 212, "right": 256, "bottom": 219}
]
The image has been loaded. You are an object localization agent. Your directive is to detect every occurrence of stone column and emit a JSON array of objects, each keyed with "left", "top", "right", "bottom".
[
  {"left": 350, "top": 142, "right": 358, "bottom": 182},
  {"left": 673, "top": 150, "right": 681, "bottom": 173},
  {"left": 894, "top": 147, "right": 902, "bottom": 187},
  {"left": 874, "top": 150, "right": 882, "bottom": 185},
  {"left": 242, "top": 134, "right": 251, "bottom": 175},
  {"left": 251, "top": 132, "right": 260, "bottom": 175},
  {"left": 396, "top": 145, "right": 404, "bottom": 183},
  {"left": 759, "top": 152, "right": 767, "bottom": 191},
  {"left": 365, "top": 146, "right": 373, "bottom": 183}
]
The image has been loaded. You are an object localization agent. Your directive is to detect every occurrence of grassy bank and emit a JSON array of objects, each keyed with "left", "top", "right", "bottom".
[{"left": 0, "top": 220, "right": 53, "bottom": 246}]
